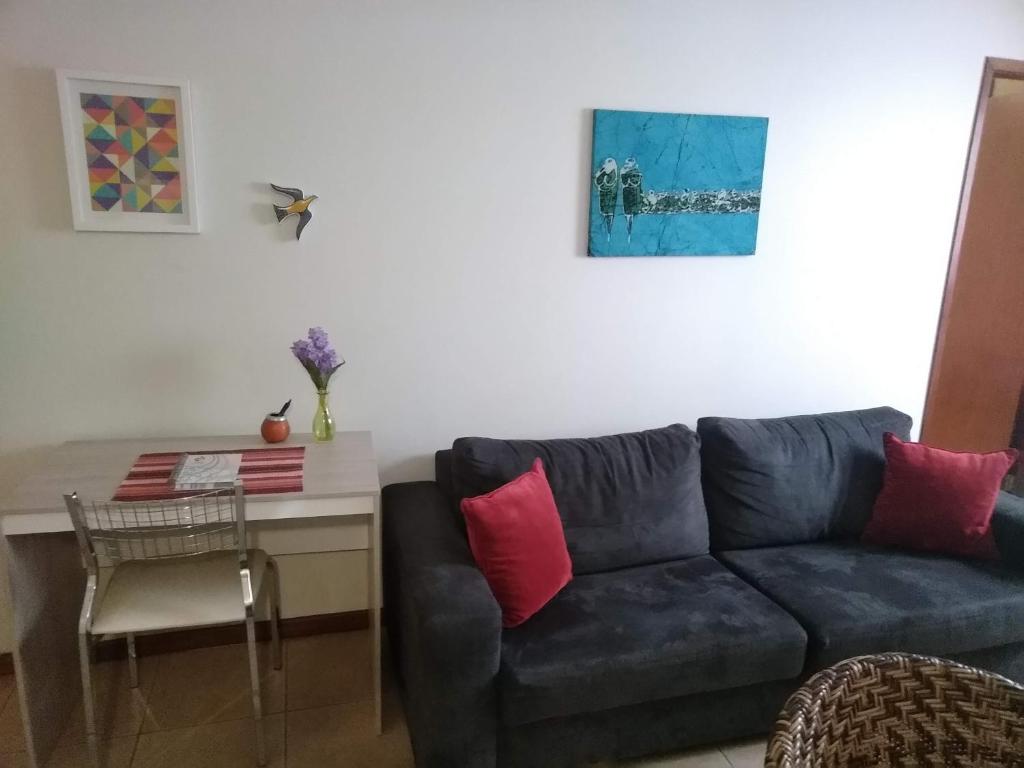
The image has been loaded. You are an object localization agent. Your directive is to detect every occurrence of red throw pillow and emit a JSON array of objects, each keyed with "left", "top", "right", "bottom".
[
  {"left": 460, "top": 458, "right": 572, "bottom": 627},
  {"left": 862, "top": 432, "right": 1018, "bottom": 559}
]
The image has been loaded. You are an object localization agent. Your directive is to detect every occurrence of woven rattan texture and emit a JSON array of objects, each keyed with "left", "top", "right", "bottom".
[{"left": 766, "top": 653, "right": 1024, "bottom": 767}]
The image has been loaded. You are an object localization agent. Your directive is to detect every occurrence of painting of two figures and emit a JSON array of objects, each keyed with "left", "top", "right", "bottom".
[{"left": 589, "top": 109, "right": 768, "bottom": 257}]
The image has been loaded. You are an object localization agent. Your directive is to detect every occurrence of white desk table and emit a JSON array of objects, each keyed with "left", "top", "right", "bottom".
[{"left": 0, "top": 431, "right": 382, "bottom": 767}]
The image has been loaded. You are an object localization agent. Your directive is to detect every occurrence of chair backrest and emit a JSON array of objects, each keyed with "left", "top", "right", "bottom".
[
  {"left": 64, "top": 482, "right": 247, "bottom": 574},
  {"left": 766, "top": 652, "right": 1024, "bottom": 767}
]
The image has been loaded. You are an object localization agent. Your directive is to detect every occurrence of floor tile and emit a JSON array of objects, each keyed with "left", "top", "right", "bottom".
[
  {"left": 0, "top": 633, "right": 765, "bottom": 768},
  {"left": 0, "top": 752, "right": 28, "bottom": 768},
  {"left": 618, "top": 746, "right": 733, "bottom": 767},
  {"left": 132, "top": 714, "right": 284, "bottom": 768},
  {"left": 0, "top": 689, "right": 25, "bottom": 754},
  {"left": 286, "top": 631, "right": 372, "bottom": 711},
  {"left": 0, "top": 677, "right": 14, "bottom": 711},
  {"left": 142, "top": 642, "right": 284, "bottom": 733},
  {"left": 45, "top": 736, "right": 136, "bottom": 768},
  {"left": 285, "top": 699, "right": 413, "bottom": 768},
  {"left": 380, "top": 667, "right": 407, "bottom": 733},
  {"left": 58, "top": 656, "right": 157, "bottom": 743},
  {"left": 720, "top": 738, "right": 768, "bottom": 768}
]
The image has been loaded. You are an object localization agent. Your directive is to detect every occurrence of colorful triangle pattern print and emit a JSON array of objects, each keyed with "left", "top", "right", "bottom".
[{"left": 80, "top": 93, "right": 182, "bottom": 214}]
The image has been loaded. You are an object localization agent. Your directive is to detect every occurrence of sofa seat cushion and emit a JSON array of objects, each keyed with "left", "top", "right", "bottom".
[
  {"left": 717, "top": 542, "right": 1024, "bottom": 670},
  {"left": 497, "top": 555, "right": 808, "bottom": 725},
  {"left": 452, "top": 424, "right": 709, "bottom": 575}
]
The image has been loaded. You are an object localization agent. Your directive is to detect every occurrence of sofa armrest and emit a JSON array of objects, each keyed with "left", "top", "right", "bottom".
[
  {"left": 993, "top": 490, "right": 1024, "bottom": 569},
  {"left": 383, "top": 481, "right": 501, "bottom": 768}
]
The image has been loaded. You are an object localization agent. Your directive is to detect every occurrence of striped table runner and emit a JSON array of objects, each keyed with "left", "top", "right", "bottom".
[{"left": 112, "top": 447, "right": 305, "bottom": 501}]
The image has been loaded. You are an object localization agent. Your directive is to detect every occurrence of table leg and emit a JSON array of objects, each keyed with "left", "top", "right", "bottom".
[
  {"left": 369, "top": 494, "right": 382, "bottom": 735},
  {"left": 3, "top": 532, "right": 84, "bottom": 767}
]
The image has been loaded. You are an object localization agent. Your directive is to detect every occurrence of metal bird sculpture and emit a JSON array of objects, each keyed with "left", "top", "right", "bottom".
[{"left": 271, "top": 184, "right": 318, "bottom": 240}]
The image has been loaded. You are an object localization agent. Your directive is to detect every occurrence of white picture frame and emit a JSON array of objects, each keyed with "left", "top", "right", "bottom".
[{"left": 56, "top": 69, "right": 200, "bottom": 233}]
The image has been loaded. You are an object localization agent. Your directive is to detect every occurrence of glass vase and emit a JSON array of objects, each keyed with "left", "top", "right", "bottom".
[{"left": 312, "top": 389, "right": 335, "bottom": 442}]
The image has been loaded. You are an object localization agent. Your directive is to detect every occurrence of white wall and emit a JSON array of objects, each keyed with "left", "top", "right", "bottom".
[{"left": 2, "top": 0, "right": 1023, "bottom": 652}]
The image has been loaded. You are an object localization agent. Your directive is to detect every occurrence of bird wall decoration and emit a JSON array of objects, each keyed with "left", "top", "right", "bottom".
[{"left": 271, "top": 184, "right": 318, "bottom": 240}]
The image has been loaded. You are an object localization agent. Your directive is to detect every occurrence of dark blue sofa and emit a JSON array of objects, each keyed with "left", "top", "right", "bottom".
[{"left": 382, "top": 407, "right": 1024, "bottom": 767}]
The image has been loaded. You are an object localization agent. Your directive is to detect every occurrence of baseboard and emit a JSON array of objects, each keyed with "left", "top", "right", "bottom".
[
  {"left": 94, "top": 609, "right": 369, "bottom": 663},
  {"left": 0, "top": 653, "right": 12, "bottom": 675}
]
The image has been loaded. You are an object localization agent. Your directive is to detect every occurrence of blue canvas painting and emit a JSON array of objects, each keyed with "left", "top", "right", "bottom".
[{"left": 588, "top": 109, "right": 768, "bottom": 257}]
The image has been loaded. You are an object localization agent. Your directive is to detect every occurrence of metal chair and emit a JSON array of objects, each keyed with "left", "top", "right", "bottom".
[
  {"left": 64, "top": 482, "right": 282, "bottom": 767},
  {"left": 766, "top": 652, "right": 1024, "bottom": 767}
]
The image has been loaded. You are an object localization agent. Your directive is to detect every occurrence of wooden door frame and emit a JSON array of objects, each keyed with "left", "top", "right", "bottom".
[{"left": 921, "top": 57, "right": 1024, "bottom": 442}]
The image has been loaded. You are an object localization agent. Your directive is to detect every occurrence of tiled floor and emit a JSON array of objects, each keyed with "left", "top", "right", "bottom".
[{"left": 0, "top": 631, "right": 766, "bottom": 767}]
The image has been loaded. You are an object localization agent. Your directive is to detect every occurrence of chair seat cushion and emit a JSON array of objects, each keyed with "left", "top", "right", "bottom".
[
  {"left": 497, "top": 555, "right": 807, "bottom": 725},
  {"left": 717, "top": 542, "right": 1024, "bottom": 669},
  {"left": 91, "top": 549, "right": 269, "bottom": 635}
]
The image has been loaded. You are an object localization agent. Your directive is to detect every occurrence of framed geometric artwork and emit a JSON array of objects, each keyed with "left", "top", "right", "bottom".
[
  {"left": 56, "top": 70, "right": 199, "bottom": 233},
  {"left": 589, "top": 109, "right": 768, "bottom": 257}
]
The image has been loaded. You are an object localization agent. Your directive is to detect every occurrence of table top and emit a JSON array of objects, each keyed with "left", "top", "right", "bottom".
[{"left": 0, "top": 432, "right": 380, "bottom": 522}]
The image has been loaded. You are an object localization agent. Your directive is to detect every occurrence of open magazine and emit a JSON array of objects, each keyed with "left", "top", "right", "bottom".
[{"left": 170, "top": 453, "right": 242, "bottom": 490}]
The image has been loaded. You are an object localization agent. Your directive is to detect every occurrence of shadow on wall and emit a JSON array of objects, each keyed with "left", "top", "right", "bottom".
[
  {"left": 575, "top": 108, "right": 593, "bottom": 258},
  {"left": 91, "top": 340, "right": 219, "bottom": 436},
  {"left": 12, "top": 67, "right": 73, "bottom": 233},
  {"left": 381, "top": 453, "right": 438, "bottom": 486}
]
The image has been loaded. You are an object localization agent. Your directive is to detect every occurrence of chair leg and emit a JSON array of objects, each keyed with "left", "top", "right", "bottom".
[
  {"left": 126, "top": 632, "right": 139, "bottom": 689},
  {"left": 268, "top": 558, "right": 282, "bottom": 671},
  {"left": 79, "top": 631, "right": 100, "bottom": 768},
  {"left": 245, "top": 614, "right": 267, "bottom": 767}
]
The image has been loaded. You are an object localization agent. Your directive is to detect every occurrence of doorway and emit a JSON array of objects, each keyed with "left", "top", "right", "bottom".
[{"left": 922, "top": 57, "right": 1024, "bottom": 492}]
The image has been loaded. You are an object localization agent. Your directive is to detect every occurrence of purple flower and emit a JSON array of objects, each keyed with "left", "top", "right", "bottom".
[
  {"left": 291, "top": 327, "right": 345, "bottom": 389},
  {"left": 308, "top": 326, "right": 330, "bottom": 351},
  {"left": 317, "top": 348, "right": 338, "bottom": 372},
  {"left": 290, "top": 339, "right": 313, "bottom": 363}
]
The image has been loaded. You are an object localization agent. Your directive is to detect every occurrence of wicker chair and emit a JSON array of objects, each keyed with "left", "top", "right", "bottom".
[{"left": 766, "top": 653, "right": 1024, "bottom": 767}]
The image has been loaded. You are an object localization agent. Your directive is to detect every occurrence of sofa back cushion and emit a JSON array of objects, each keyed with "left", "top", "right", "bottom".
[
  {"left": 451, "top": 424, "right": 708, "bottom": 575},
  {"left": 697, "top": 407, "right": 912, "bottom": 550},
  {"left": 434, "top": 449, "right": 455, "bottom": 499}
]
